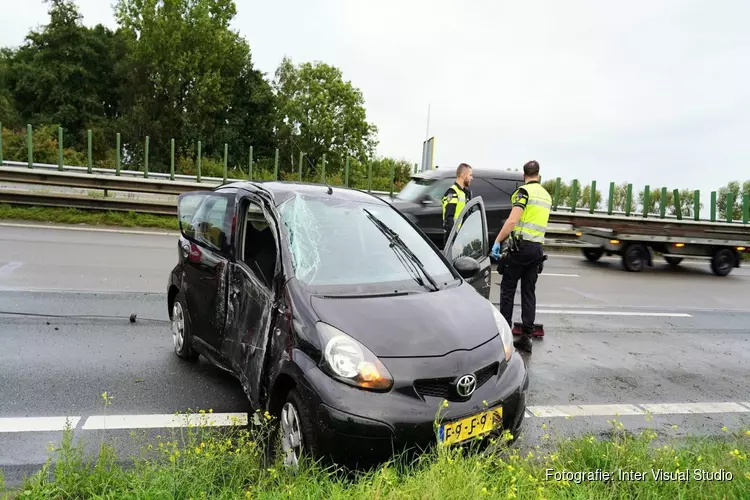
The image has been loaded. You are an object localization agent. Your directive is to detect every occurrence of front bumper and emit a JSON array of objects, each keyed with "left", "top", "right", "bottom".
[{"left": 297, "top": 347, "right": 529, "bottom": 466}]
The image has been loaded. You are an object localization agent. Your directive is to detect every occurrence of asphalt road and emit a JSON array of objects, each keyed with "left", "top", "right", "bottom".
[{"left": 1, "top": 222, "right": 749, "bottom": 486}]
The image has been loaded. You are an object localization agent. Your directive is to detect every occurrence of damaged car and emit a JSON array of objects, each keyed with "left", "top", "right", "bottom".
[{"left": 167, "top": 180, "right": 529, "bottom": 468}]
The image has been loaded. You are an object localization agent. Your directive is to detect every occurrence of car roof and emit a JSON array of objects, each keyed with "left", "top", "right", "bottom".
[
  {"left": 413, "top": 167, "right": 524, "bottom": 181},
  {"left": 219, "top": 180, "right": 391, "bottom": 207}
]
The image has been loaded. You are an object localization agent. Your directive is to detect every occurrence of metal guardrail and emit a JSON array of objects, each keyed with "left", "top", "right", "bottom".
[{"left": 0, "top": 161, "right": 394, "bottom": 197}]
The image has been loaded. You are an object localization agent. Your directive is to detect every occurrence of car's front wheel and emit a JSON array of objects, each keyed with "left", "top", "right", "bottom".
[
  {"left": 172, "top": 291, "right": 199, "bottom": 361},
  {"left": 266, "top": 388, "right": 318, "bottom": 469}
]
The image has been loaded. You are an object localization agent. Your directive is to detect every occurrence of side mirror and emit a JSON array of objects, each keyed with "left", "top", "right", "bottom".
[{"left": 453, "top": 256, "right": 481, "bottom": 279}]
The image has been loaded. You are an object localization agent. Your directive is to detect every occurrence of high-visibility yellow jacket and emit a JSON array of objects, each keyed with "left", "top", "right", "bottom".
[{"left": 511, "top": 181, "right": 552, "bottom": 243}]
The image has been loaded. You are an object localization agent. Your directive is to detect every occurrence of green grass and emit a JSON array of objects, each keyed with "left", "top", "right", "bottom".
[
  {"left": 3, "top": 412, "right": 748, "bottom": 499},
  {"left": 0, "top": 204, "right": 178, "bottom": 231}
]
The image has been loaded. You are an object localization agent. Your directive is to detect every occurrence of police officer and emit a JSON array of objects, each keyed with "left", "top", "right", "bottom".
[
  {"left": 441, "top": 163, "right": 473, "bottom": 247},
  {"left": 491, "top": 160, "right": 551, "bottom": 353}
]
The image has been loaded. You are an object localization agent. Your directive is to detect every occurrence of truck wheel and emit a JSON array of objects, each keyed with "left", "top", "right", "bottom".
[
  {"left": 583, "top": 248, "right": 604, "bottom": 262},
  {"left": 622, "top": 244, "right": 647, "bottom": 272},
  {"left": 665, "top": 256, "right": 683, "bottom": 266},
  {"left": 711, "top": 248, "right": 735, "bottom": 276}
]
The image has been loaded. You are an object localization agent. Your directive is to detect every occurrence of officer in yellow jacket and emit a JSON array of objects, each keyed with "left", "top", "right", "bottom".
[
  {"left": 491, "top": 160, "right": 552, "bottom": 353},
  {"left": 441, "top": 163, "right": 473, "bottom": 247}
]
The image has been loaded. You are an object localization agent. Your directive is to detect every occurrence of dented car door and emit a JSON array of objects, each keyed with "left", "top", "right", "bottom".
[{"left": 223, "top": 194, "right": 280, "bottom": 408}]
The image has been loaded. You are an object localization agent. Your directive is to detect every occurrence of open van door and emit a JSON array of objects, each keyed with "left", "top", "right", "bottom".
[{"left": 442, "top": 196, "right": 491, "bottom": 299}]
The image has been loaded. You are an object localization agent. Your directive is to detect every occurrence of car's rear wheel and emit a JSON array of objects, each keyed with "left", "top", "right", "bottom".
[
  {"left": 711, "top": 248, "right": 735, "bottom": 277},
  {"left": 172, "top": 291, "right": 199, "bottom": 361}
]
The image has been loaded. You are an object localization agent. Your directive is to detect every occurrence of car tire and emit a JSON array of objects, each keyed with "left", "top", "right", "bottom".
[
  {"left": 582, "top": 248, "right": 603, "bottom": 262},
  {"left": 266, "top": 388, "right": 318, "bottom": 469},
  {"left": 622, "top": 244, "right": 647, "bottom": 272},
  {"left": 711, "top": 248, "right": 735, "bottom": 277},
  {"left": 171, "top": 291, "right": 199, "bottom": 361}
]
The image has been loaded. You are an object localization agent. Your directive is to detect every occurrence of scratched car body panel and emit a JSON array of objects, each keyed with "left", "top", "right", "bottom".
[{"left": 167, "top": 180, "right": 529, "bottom": 467}]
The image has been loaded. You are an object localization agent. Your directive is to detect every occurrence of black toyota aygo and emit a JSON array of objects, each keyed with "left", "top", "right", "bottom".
[{"left": 167, "top": 180, "right": 529, "bottom": 468}]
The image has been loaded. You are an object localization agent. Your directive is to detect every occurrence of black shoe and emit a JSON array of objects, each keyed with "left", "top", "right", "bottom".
[{"left": 514, "top": 335, "right": 532, "bottom": 353}]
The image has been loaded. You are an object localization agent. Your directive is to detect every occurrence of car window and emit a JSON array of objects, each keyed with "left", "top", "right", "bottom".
[
  {"left": 239, "top": 201, "right": 277, "bottom": 286},
  {"left": 396, "top": 177, "right": 452, "bottom": 203},
  {"left": 188, "top": 195, "right": 231, "bottom": 251},
  {"left": 450, "top": 205, "right": 485, "bottom": 260},
  {"left": 485, "top": 178, "right": 521, "bottom": 198},
  {"left": 467, "top": 178, "right": 498, "bottom": 203},
  {"left": 278, "top": 194, "right": 456, "bottom": 292}
]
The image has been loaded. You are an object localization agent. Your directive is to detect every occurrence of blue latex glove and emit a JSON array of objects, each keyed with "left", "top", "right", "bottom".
[{"left": 491, "top": 241, "right": 501, "bottom": 258}]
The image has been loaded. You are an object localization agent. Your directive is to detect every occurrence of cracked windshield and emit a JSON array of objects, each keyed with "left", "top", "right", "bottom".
[
  {"left": 279, "top": 194, "right": 455, "bottom": 292},
  {"left": 0, "top": 0, "right": 748, "bottom": 498}
]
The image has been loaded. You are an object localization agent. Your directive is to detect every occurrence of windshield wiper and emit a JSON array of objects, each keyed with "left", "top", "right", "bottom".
[{"left": 363, "top": 208, "right": 440, "bottom": 292}]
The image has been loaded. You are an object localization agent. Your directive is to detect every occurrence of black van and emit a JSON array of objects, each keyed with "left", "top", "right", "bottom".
[{"left": 389, "top": 167, "right": 525, "bottom": 250}]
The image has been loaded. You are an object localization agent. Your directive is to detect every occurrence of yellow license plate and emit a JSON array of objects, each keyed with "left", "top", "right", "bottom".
[{"left": 438, "top": 407, "right": 503, "bottom": 445}]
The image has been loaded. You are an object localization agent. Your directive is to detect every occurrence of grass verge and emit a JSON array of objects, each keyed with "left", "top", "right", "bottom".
[
  {"left": 0, "top": 204, "right": 178, "bottom": 231},
  {"left": 3, "top": 412, "right": 748, "bottom": 499}
]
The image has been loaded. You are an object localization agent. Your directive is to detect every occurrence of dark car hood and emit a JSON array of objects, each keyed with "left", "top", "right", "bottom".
[{"left": 309, "top": 284, "right": 499, "bottom": 358}]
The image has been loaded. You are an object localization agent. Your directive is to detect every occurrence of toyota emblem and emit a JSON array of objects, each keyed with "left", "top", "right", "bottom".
[{"left": 455, "top": 374, "right": 477, "bottom": 397}]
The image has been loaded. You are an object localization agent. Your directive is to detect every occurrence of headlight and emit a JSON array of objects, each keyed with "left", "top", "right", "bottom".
[
  {"left": 316, "top": 322, "right": 394, "bottom": 391},
  {"left": 488, "top": 301, "right": 513, "bottom": 361}
]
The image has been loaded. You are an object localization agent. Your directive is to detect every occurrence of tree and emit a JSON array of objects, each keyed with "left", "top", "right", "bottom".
[
  {"left": 0, "top": 49, "right": 19, "bottom": 128},
  {"left": 114, "top": 0, "right": 275, "bottom": 170},
  {"left": 717, "top": 180, "right": 750, "bottom": 221},
  {"left": 273, "top": 57, "right": 378, "bottom": 180},
  {"left": 4, "top": 0, "right": 124, "bottom": 153}
]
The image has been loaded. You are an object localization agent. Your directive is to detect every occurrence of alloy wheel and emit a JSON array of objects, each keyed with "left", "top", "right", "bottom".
[
  {"left": 172, "top": 301, "right": 185, "bottom": 352},
  {"left": 280, "top": 402, "right": 303, "bottom": 467}
]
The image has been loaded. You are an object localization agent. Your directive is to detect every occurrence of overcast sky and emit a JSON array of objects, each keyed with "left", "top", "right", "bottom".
[{"left": 1, "top": 0, "right": 748, "bottom": 200}]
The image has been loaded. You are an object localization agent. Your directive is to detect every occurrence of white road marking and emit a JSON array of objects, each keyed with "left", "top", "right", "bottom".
[
  {"left": 0, "top": 222, "right": 178, "bottom": 237},
  {"left": 528, "top": 404, "right": 645, "bottom": 418},
  {"left": 536, "top": 309, "right": 692, "bottom": 317},
  {"left": 0, "top": 262, "right": 23, "bottom": 278},
  {"left": 81, "top": 412, "right": 248, "bottom": 430},
  {"left": 540, "top": 273, "right": 580, "bottom": 277},
  {"left": 640, "top": 403, "right": 750, "bottom": 415},
  {"left": 0, "top": 416, "right": 81, "bottom": 433}
]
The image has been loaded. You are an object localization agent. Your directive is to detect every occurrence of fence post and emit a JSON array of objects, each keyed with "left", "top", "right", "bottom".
[
  {"left": 642, "top": 185, "right": 650, "bottom": 218},
  {"left": 247, "top": 146, "right": 253, "bottom": 181},
  {"left": 552, "top": 177, "right": 561, "bottom": 210},
  {"left": 298, "top": 151, "right": 303, "bottom": 182},
  {"left": 625, "top": 184, "right": 633, "bottom": 216},
  {"left": 58, "top": 127, "right": 64, "bottom": 170},
  {"left": 607, "top": 182, "right": 614, "bottom": 215},
  {"left": 589, "top": 180, "right": 596, "bottom": 214},
  {"left": 693, "top": 190, "right": 700, "bottom": 221},
  {"left": 673, "top": 189, "right": 682, "bottom": 220},
  {"left": 197, "top": 141, "right": 202, "bottom": 182},
  {"left": 223, "top": 143, "right": 228, "bottom": 183},
  {"left": 659, "top": 187, "right": 667, "bottom": 219},
  {"left": 391, "top": 162, "right": 396, "bottom": 198},
  {"left": 570, "top": 179, "right": 578, "bottom": 212},
  {"left": 87, "top": 129, "right": 92, "bottom": 174},
  {"left": 170, "top": 138, "right": 175, "bottom": 180},
  {"left": 0, "top": 122, "right": 3, "bottom": 166},
  {"left": 368, "top": 161, "right": 372, "bottom": 193},
  {"left": 27, "top": 124, "right": 33, "bottom": 168},
  {"left": 116, "top": 133, "right": 121, "bottom": 176},
  {"left": 274, "top": 148, "right": 279, "bottom": 181},
  {"left": 321, "top": 154, "right": 326, "bottom": 183},
  {"left": 743, "top": 193, "right": 749, "bottom": 225},
  {"left": 710, "top": 191, "right": 716, "bottom": 222},
  {"left": 726, "top": 192, "right": 734, "bottom": 223},
  {"left": 345, "top": 157, "right": 350, "bottom": 187},
  {"left": 144, "top": 136, "right": 149, "bottom": 178}
]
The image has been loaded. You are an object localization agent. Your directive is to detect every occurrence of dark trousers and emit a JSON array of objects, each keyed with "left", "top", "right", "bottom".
[{"left": 499, "top": 242, "right": 544, "bottom": 335}]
